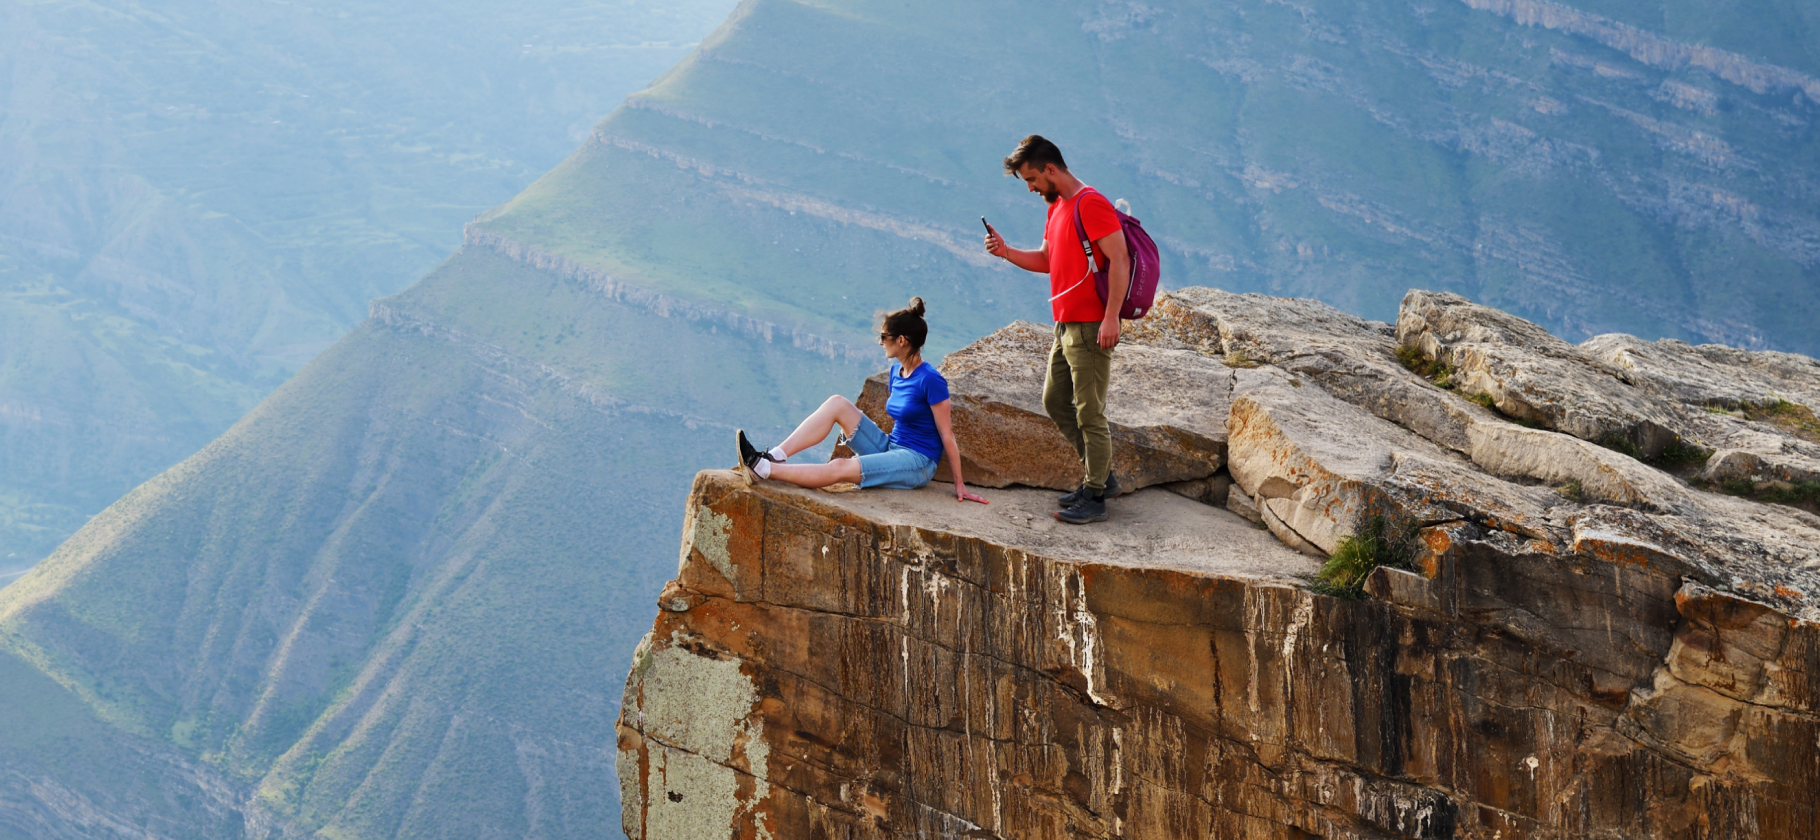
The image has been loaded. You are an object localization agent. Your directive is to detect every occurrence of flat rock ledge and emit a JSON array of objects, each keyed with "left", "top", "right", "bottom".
[{"left": 621, "top": 288, "right": 1820, "bottom": 839}]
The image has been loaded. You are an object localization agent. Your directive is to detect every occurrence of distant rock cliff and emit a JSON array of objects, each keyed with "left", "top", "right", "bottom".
[{"left": 617, "top": 288, "right": 1820, "bottom": 839}]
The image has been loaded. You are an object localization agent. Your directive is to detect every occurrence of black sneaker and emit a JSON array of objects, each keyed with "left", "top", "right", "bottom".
[
  {"left": 736, "top": 430, "right": 778, "bottom": 478},
  {"left": 1055, "top": 495, "right": 1108, "bottom": 525},
  {"left": 1057, "top": 472, "right": 1121, "bottom": 508}
]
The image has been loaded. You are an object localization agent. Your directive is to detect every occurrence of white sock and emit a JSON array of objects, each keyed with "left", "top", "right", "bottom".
[
  {"left": 754, "top": 460, "right": 773, "bottom": 479},
  {"left": 768, "top": 446, "right": 788, "bottom": 462}
]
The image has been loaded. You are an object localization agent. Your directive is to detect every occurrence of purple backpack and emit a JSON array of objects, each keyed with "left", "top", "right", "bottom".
[{"left": 1072, "top": 187, "right": 1161, "bottom": 320}]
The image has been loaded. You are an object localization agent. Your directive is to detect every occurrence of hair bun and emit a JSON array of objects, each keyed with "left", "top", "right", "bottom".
[{"left": 881, "top": 296, "right": 931, "bottom": 352}]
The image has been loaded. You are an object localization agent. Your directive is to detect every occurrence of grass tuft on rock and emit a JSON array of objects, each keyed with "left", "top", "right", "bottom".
[
  {"left": 1225, "top": 349, "right": 1261, "bottom": 369},
  {"left": 1746, "top": 398, "right": 1820, "bottom": 444},
  {"left": 1557, "top": 479, "right": 1585, "bottom": 503},
  {"left": 1395, "top": 345, "right": 1452, "bottom": 387},
  {"left": 1306, "top": 516, "right": 1411, "bottom": 600},
  {"left": 1651, "top": 437, "right": 1711, "bottom": 469},
  {"left": 1598, "top": 432, "right": 1644, "bottom": 460}
]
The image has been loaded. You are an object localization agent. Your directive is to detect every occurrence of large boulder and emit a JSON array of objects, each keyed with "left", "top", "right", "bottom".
[
  {"left": 1224, "top": 374, "right": 1563, "bottom": 555},
  {"left": 1398, "top": 289, "right": 1691, "bottom": 454},
  {"left": 857, "top": 321, "right": 1229, "bottom": 491}
]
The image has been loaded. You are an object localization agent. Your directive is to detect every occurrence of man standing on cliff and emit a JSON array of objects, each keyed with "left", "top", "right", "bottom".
[{"left": 984, "top": 135, "right": 1131, "bottom": 524}]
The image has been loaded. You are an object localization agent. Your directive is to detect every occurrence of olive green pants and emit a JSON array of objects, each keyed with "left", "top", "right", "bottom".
[{"left": 1043, "top": 321, "right": 1114, "bottom": 491}]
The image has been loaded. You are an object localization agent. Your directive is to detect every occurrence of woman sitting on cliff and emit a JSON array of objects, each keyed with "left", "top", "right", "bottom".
[{"left": 737, "top": 297, "right": 988, "bottom": 504}]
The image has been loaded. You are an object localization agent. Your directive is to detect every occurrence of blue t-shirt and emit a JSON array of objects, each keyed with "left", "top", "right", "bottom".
[{"left": 886, "top": 361, "right": 950, "bottom": 462}]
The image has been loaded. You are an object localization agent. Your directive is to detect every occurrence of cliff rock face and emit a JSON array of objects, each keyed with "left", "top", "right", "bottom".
[{"left": 618, "top": 288, "right": 1820, "bottom": 839}]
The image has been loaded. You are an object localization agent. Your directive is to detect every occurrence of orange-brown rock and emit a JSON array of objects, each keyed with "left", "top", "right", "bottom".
[{"left": 857, "top": 321, "right": 1229, "bottom": 491}]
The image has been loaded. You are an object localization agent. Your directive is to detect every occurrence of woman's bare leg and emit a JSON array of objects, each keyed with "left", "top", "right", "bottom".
[
  {"left": 766, "top": 457, "right": 864, "bottom": 489},
  {"left": 776, "top": 395, "right": 865, "bottom": 458}
]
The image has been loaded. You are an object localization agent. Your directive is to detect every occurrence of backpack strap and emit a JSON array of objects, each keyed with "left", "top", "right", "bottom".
[{"left": 1071, "top": 187, "right": 1107, "bottom": 271}]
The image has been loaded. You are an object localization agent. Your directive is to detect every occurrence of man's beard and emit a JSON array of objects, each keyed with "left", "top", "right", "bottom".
[{"left": 1043, "top": 186, "right": 1060, "bottom": 202}]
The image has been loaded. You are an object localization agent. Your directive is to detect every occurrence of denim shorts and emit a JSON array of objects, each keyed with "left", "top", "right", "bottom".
[{"left": 848, "top": 415, "right": 938, "bottom": 490}]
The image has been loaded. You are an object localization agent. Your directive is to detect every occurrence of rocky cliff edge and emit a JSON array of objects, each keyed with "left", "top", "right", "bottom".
[{"left": 617, "top": 288, "right": 1820, "bottom": 839}]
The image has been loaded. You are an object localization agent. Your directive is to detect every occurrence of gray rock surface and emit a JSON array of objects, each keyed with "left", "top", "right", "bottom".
[{"left": 1585, "top": 333, "right": 1820, "bottom": 410}]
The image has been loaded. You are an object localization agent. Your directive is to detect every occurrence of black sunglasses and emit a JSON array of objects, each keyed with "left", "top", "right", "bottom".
[{"left": 879, "top": 332, "right": 896, "bottom": 342}]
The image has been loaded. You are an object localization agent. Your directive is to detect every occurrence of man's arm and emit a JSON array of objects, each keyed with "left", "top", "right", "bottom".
[
  {"left": 984, "top": 225, "right": 1049, "bottom": 273},
  {"left": 1095, "top": 228, "right": 1130, "bottom": 350}
]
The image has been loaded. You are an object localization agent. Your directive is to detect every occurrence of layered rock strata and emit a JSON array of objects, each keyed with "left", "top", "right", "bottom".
[{"left": 620, "top": 288, "right": 1820, "bottom": 839}]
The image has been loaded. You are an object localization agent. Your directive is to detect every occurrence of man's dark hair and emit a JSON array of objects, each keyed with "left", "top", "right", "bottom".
[{"left": 1003, "top": 135, "right": 1067, "bottom": 175}]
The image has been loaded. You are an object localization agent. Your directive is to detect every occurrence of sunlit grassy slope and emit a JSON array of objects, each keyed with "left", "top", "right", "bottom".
[{"left": 2, "top": 0, "right": 1817, "bottom": 836}]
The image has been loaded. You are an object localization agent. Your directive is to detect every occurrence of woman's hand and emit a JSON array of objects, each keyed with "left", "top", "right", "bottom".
[{"left": 932, "top": 400, "right": 986, "bottom": 503}]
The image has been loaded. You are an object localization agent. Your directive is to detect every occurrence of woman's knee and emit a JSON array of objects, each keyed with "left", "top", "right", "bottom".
[{"left": 822, "top": 394, "right": 862, "bottom": 426}]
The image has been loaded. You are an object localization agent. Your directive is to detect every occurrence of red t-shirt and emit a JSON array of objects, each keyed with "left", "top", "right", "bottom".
[{"left": 1045, "top": 187, "right": 1122, "bottom": 323}]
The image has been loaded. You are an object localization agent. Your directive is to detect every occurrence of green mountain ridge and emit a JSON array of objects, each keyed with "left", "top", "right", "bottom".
[{"left": 4, "top": 0, "right": 1819, "bottom": 836}]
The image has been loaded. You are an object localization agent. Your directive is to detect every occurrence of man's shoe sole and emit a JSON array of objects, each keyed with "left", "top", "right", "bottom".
[{"left": 1054, "top": 509, "right": 1108, "bottom": 525}]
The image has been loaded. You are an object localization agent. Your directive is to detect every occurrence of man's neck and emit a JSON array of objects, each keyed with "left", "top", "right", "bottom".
[{"left": 1055, "top": 171, "right": 1086, "bottom": 200}]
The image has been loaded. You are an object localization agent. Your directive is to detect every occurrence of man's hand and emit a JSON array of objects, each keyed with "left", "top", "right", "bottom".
[
  {"left": 1097, "top": 317, "right": 1121, "bottom": 350},
  {"left": 983, "top": 226, "right": 1007, "bottom": 258}
]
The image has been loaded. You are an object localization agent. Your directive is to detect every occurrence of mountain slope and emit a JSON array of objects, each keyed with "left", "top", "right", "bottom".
[
  {"left": 0, "top": 649, "right": 245, "bottom": 839},
  {"left": 3, "top": 0, "right": 1819, "bottom": 837},
  {"left": 0, "top": 0, "right": 738, "bottom": 573},
  {"left": 2, "top": 245, "right": 866, "bottom": 837}
]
